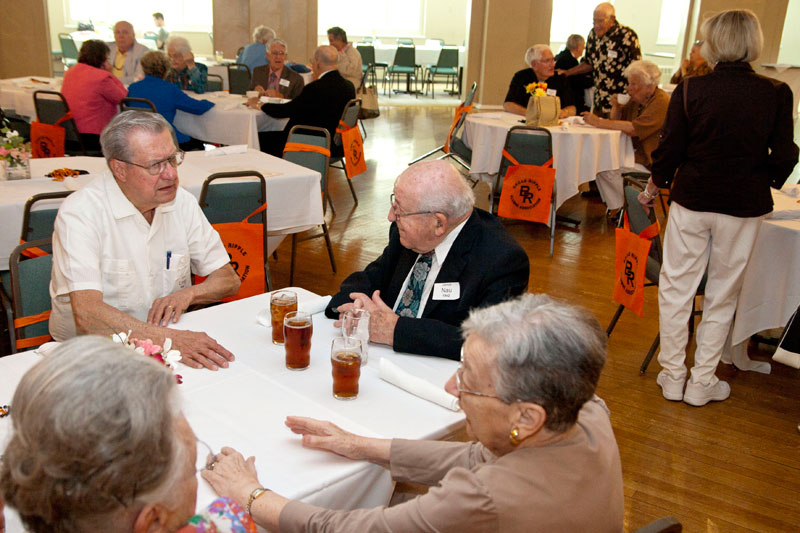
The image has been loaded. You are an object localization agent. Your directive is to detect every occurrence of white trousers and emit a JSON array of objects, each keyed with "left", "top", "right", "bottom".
[
  {"left": 595, "top": 163, "right": 649, "bottom": 210},
  {"left": 657, "top": 202, "right": 763, "bottom": 385}
]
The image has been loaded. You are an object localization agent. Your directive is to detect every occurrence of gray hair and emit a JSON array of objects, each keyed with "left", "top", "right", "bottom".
[
  {"left": 314, "top": 45, "right": 339, "bottom": 68},
  {"left": 165, "top": 35, "right": 192, "bottom": 56},
  {"left": 100, "top": 111, "right": 177, "bottom": 165},
  {"left": 462, "top": 293, "right": 607, "bottom": 432},
  {"left": 400, "top": 160, "right": 474, "bottom": 219},
  {"left": 0, "top": 336, "right": 187, "bottom": 532},
  {"left": 701, "top": 9, "right": 762, "bottom": 64},
  {"left": 524, "top": 44, "right": 551, "bottom": 66},
  {"left": 267, "top": 37, "right": 288, "bottom": 55},
  {"left": 253, "top": 25, "right": 276, "bottom": 43},
  {"left": 624, "top": 60, "right": 661, "bottom": 88},
  {"left": 566, "top": 34, "right": 585, "bottom": 51}
]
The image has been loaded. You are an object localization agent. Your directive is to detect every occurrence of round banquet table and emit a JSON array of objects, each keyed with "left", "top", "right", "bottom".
[{"left": 461, "top": 112, "right": 635, "bottom": 210}]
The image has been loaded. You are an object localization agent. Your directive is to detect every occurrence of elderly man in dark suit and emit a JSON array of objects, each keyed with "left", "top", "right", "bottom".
[
  {"left": 249, "top": 38, "right": 304, "bottom": 100},
  {"left": 325, "top": 160, "right": 530, "bottom": 360},
  {"left": 251, "top": 45, "right": 355, "bottom": 157}
]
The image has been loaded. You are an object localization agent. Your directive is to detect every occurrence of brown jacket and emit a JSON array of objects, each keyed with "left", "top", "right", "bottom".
[{"left": 249, "top": 64, "right": 304, "bottom": 100}]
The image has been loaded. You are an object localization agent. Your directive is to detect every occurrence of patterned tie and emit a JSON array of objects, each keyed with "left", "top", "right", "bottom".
[
  {"left": 395, "top": 252, "right": 434, "bottom": 318},
  {"left": 268, "top": 72, "right": 278, "bottom": 91}
]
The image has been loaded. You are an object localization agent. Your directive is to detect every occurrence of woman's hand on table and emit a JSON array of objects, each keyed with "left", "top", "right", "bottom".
[
  {"left": 285, "top": 416, "right": 391, "bottom": 466},
  {"left": 581, "top": 111, "right": 601, "bottom": 128},
  {"left": 202, "top": 446, "right": 262, "bottom": 505}
]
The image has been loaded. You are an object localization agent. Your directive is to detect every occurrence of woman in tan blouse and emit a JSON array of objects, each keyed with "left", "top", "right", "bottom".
[{"left": 203, "top": 294, "right": 625, "bottom": 532}]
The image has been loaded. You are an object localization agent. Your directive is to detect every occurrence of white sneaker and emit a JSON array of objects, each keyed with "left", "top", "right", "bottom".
[
  {"left": 656, "top": 371, "right": 685, "bottom": 401},
  {"left": 683, "top": 380, "right": 730, "bottom": 407}
]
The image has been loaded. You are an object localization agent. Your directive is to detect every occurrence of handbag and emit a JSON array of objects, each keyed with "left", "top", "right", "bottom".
[
  {"left": 497, "top": 149, "right": 555, "bottom": 225},
  {"left": 357, "top": 84, "right": 380, "bottom": 119},
  {"left": 612, "top": 213, "right": 658, "bottom": 317},
  {"left": 30, "top": 112, "right": 72, "bottom": 158},
  {"left": 525, "top": 95, "right": 560, "bottom": 127}
]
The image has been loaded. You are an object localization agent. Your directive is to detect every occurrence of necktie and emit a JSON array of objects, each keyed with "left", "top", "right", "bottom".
[
  {"left": 269, "top": 72, "right": 278, "bottom": 90},
  {"left": 395, "top": 252, "right": 434, "bottom": 318}
]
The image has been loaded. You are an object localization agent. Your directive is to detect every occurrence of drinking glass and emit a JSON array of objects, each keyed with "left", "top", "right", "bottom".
[
  {"left": 284, "top": 311, "right": 313, "bottom": 370},
  {"left": 270, "top": 290, "right": 297, "bottom": 345},
  {"left": 330, "top": 337, "right": 363, "bottom": 400},
  {"left": 341, "top": 308, "right": 369, "bottom": 365}
]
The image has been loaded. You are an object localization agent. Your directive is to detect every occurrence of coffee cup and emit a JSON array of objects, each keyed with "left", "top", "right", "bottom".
[{"left": 616, "top": 93, "right": 630, "bottom": 105}]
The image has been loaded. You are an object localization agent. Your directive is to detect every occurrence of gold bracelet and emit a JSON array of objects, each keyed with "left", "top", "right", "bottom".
[{"left": 246, "top": 486, "right": 269, "bottom": 515}]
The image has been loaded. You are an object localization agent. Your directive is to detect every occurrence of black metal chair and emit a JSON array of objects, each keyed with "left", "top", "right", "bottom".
[
  {"left": 119, "top": 97, "right": 157, "bottom": 113},
  {"left": 227, "top": 63, "right": 252, "bottom": 95},
  {"left": 409, "top": 81, "right": 476, "bottom": 168},
  {"left": 329, "top": 99, "right": 363, "bottom": 206},
  {"left": 385, "top": 46, "right": 417, "bottom": 97},
  {"left": 206, "top": 74, "right": 224, "bottom": 92},
  {"left": 32, "top": 90, "right": 87, "bottom": 156}
]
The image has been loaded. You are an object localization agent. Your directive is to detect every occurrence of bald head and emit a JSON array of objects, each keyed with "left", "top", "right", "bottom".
[
  {"left": 114, "top": 21, "right": 135, "bottom": 53},
  {"left": 593, "top": 3, "right": 616, "bottom": 37},
  {"left": 397, "top": 161, "right": 474, "bottom": 220}
]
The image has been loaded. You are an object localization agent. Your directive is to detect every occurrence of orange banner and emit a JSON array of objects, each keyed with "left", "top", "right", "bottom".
[{"left": 338, "top": 122, "right": 366, "bottom": 178}]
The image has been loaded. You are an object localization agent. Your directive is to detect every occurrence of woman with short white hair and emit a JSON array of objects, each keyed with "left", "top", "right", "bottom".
[
  {"left": 640, "top": 9, "right": 799, "bottom": 406},
  {"left": 583, "top": 59, "right": 670, "bottom": 214},
  {"left": 165, "top": 35, "right": 208, "bottom": 93}
]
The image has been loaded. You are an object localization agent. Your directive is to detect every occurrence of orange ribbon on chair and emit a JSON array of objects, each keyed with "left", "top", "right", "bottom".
[
  {"left": 19, "top": 239, "right": 50, "bottom": 259},
  {"left": 283, "top": 143, "right": 331, "bottom": 158},
  {"left": 496, "top": 149, "right": 555, "bottom": 225},
  {"left": 443, "top": 103, "right": 473, "bottom": 153},
  {"left": 336, "top": 121, "right": 366, "bottom": 178},
  {"left": 14, "top": 310, "right": 52, "bottom": 350},
  {"left": 612, "top": 213, "right": 659, "bottom": 317}
]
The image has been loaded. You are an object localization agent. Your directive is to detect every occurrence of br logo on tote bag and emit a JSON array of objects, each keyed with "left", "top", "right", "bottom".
[{"left": 612, "top": 213, "right": 658, "bottom": 317}]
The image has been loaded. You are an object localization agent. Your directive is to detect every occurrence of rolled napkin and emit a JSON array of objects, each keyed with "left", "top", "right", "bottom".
[
  {"left": 379, "top": 358, "right": 460, "bottom": 411},
  {"left": 205, "top": 144, "right": 249, "bottom": 157},
  {"left": 34, "top": 341, "right": 61, "bottom": 356},
  {"left": 256, "top": 292, "right": 332, "bottom": 327},
  {"left": 560, "top": 115, "right": 585, "bottom": 126}
]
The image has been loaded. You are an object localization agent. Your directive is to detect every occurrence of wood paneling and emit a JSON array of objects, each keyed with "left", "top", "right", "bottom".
[{"left": 0, "top": 0, "right": 51, "bottom": 78}]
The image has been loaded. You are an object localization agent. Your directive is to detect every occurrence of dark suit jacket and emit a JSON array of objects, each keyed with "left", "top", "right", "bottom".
[
  {"left": 325, "top": 208, "right": 530, "bottom": 359},
  {"left": 250, "top": 65, "right": 304, "bottom": 100},
  {"left": 260, "top": 69, "right": 355, "bottom": 157}
]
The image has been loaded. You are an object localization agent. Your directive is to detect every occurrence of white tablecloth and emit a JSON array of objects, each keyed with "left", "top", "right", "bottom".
[
  {"left": 173, "top": 91, "right": 288, "bottom": 149},
  {"left": 0, "top": 76, "right": 63, "bottom": 119},
  {"left": 461, "top": 111, "right": 636, "bottom": 210},
  {"left": 724, "top": 188, "right": 800, "bottom": 372},
  {"left": 0, "top": 149, "right": 322, "bottom": 267},
  {"left": 0, "top": 288, "right": 463, "bottom": 532}
]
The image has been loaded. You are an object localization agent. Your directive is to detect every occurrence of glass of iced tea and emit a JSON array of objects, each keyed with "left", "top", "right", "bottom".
[
  {"left": 284, "top": 311, "right": 312, "bottom": 370},
  {"left": 270, "top": 290, "right": 297, "bottom": 345},
  {"left": 330, "top": 336, "right": 363, "bottom": 400},
  {"left": 341, "top": 309, "right": 369, "bottom": 365}
]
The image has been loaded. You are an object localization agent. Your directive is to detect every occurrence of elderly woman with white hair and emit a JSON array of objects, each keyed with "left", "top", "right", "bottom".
[
  {"left": 0, "top": 336, "right": 255, "bottom": 532},
  {"left": 503, "top": 44, "right": 577, "bottom": 118},
  {"left": 640, "top": 9, "right": 798, "bottom": 406},
  {"left": 166, "top": 35, "right": 208, "bottom": 93},
  {"left": 584, "top": 59, "right": 670, "bottom": 214},
  {"left": 203, "top": 294, "right": 624, "bottom": 531},
  {"left": 236, "top": 25, "right": 276, "bottom": 72}
]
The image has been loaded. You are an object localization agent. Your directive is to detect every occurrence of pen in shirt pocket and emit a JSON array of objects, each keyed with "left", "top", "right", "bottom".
[{"left": 166, "top": 250, "right": 172, "bottom": 270}]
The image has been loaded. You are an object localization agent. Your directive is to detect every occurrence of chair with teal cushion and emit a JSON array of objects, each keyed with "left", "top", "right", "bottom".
[
  {"left": 21, "top": 191, "right": 73, "bottom": 255},
  {"left": 282, "top": 125, "right": 337, "bottom": 285},
  {"left": 385, "top": 46, "right": 417, "bottom": 97},
  {"left": 424, "top": 47, "right": 459, "bottom": 98},
  {"left": 7, "top": 239, "right": 53, "bottom": 353},
  {"left": 59, "top": 33, "right": 78, "bottom": 68},
  {"left": 329, "top": 99, "right": 363, "bottom": 206}
]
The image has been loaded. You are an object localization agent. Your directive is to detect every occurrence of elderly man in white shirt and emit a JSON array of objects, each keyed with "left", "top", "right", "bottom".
[
  {"left": 108, "top": 20, "right": 148, "bottom": 85},
  {"left": 49, "top": 111, "right": 241, "bottom": 370}
]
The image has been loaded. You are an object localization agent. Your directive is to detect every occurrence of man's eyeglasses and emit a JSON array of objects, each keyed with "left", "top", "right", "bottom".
[
  {"left": 455, "top": 346, "right": 502, "bottom": 400},
  {"left": 270, "top": 50, "right": 287, "bottom": 56},
  {"left": 390, "top": 193, "right": 435, "bottom": 218},
  {"left": 118, "top": 151, "right": 185, "bottom": 176}
]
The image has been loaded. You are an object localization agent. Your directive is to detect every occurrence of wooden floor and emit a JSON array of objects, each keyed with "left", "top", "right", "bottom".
[{"left": 267, "top": 105, "right": 800, "bottom": 532}]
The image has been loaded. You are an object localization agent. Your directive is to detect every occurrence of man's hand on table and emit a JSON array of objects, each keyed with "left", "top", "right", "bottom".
[
  {"left": 246, "top": 97, "right": 262, "bottom": 110},
  {"left": 336, "top": 291, "right": 397, "bottom": 346},
  {"left": 169, "top": 329, "right": 235, "bottom": 370},
  {"left": 148, "top": 287, "right": 195, "bottom": 326},
  {"left": 264, "top": 89, "right": 282, "bottom": 98}
]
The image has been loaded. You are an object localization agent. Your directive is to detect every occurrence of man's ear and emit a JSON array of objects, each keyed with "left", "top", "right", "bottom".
[
  {"left": 132, "top": 502, "right": 171, "bottom": 533},
  {"left": 108, "top": 159, "right": 128, "bottom": 183},
  {"left": 433, "top": 213, "right": 448, "bottom": 235}
]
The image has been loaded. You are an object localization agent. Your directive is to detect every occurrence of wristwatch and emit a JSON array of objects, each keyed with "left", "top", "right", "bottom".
[{"left": 246, "top": 486, "right": 269, "bottom": 515}]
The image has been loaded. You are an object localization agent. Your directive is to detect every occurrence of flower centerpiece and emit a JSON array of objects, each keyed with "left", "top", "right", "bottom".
[
  {"left": 525, "top": 82, "right": 548, "bottom": 97},
  {"left": 0, "top": 124, "right": 32, "bottom": 180},
  {"left": 111, "top": 331, "right": 184, "bottom": 384}
]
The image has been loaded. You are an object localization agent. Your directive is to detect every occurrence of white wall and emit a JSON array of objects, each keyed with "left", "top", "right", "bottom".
[
  {"left": 778, "top": 0, "right": 800, "bottom": 65},
  {"left": 425, "top": 0, "right": 468, "bottom": 45}
]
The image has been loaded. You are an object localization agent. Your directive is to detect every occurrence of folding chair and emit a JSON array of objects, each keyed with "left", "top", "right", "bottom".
[
  {"left": 605, "top": 184, "right": 705, "bottom": 374},
  {"left": 424, "top": 47, "right": 459, "bottom": 98},
  {"left": 385, "top": 46, "right": 417, "bottom": 96},
  {"left": 282, "top": 125, "right": 337, "bottom": 285},
  {"left": 33, "top": 90, "right": 87, "bottom": 156},
  {"left": 119, "top": 97, "right": 157, "bottom": 113},
  {"left": 409, "top": 81, "right": 476, "bottom": 168},
  {"left": 329, "top": 98, "right": 363, "bottom": 206},
  {"left": 6, "top": 239, "right": 54, "bottom": 353},
  {"left": 619, "top": 170, "right": 669, "bottom": 218},
  {"left": 227, "top": 63, "right": 252, "bottom": 95},
  {"left": 495, "top": 126, "right": 557, "bottom": 256},
  {"left": 58, "top": 33, "right": 78, "bottom": 68},
  {"left": 206, "top": 74, "right": 224, "bottom": 92},
  {"left": 20, "top": 191, "right": 73, "bottom": 256},
  {"left": 356, "top": 44, "right": 387, "bottom": 88},
  {"left": 198, "top": 171, "right": 272, "bottom": 293}
]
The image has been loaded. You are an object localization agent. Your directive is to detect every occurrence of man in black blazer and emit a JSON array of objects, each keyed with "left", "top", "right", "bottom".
[
  {"left": 252, "top": 45, "right": 355, "bottom": 157},
  {"left": 325, "top": 161, "right": 530, "bottom": 360}
]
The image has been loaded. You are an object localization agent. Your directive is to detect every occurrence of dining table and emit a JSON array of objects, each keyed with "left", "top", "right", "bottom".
[
  {"left": 0, "top": 76, "right": 62, "bottom": 119},
  {"left": 0, "top": 287, "right": 464, "bottom": 533},
  {"left": 461, "top": 111, "right": 636, "bottom": 212},
  {"left": 0, "top": 148, "right": 322, "bottom": 268}
]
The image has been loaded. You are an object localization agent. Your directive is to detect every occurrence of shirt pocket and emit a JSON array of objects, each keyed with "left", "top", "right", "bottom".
[
  {"left": 101, "top": 258, "right": 139, "bottom": 312},
  {"left": 163, "top": 252, "right": 191, "bottom": 295}
]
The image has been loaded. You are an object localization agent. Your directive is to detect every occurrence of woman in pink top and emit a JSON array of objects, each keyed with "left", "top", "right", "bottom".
[{"left": 62, "top": 39, "right": 127, "bottom": 150}]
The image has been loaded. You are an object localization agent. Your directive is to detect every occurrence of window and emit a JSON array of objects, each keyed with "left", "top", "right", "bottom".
[
  {"left": 63, "top": 0, "right": 212, "bottom": 32},
  {"left": 318, "top": 0, "right": 425, "bottom": 38},
  {"left": 550, "top": 0, "right": 599, "bottom": 43},
  {"left": 656, "top": 0, "right": 689, "bottom": 45}
]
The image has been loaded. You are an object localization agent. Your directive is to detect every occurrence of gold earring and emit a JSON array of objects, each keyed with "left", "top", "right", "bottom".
[{"left": 509, "top": 427, "right": 521, "bottom": 446}]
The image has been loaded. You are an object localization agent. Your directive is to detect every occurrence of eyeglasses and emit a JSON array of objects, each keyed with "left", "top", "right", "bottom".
[
  {"left": 117, "top": 150, "right": 185, "bottom": 176},
  {"left": 455, "top": 346, "right": 502, "bottom": 400},
  {"left": 390, "top": 193, "right": 435, "bottom": 218},
  {"left": 270, "top": 50, "right": 287, "bottom": 56}
]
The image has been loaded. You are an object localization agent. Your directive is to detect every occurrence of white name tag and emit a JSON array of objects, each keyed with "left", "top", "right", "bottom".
[
  {"left": 279, "top": 78, "right": 291, "bottom": 87},
  {"left": 546, "top": 88, "right": 557, "bottom": 97},
  {"left": 607, "top": 49, "right": 618, "bottom": 59},
  {"left": 433, "top": 282, "right": 460, "bottom": 300}
]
